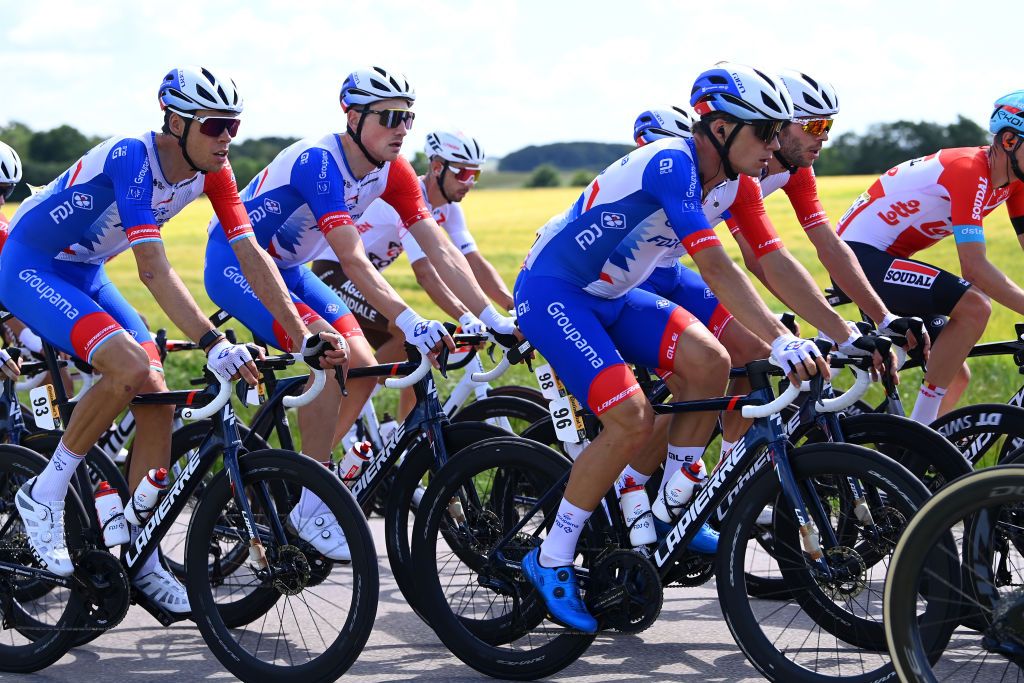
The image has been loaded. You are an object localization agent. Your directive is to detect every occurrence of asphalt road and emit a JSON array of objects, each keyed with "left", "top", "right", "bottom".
[{"left": 25, "top": 518, "right": 767, "bottom": 682}]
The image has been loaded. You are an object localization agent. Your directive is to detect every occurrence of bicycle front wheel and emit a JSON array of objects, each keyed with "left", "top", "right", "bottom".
[{"left": 185, "top": 449, "right": 378, "bottom": 683}]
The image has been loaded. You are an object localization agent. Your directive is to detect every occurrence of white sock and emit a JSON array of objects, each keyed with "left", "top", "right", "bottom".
[
  {"left": 615, "top": 465, "right": 651, "bottom": 498},
  {"left": 720, "top": 439, "right": 735, "bottom": 459},
  {"left": 32, "top": 440, "right": 85, "bottom": 502},
  {"left": 296, "top": 462, "right": 332, "bottom": 517},
  {"left": 664, "top": 445, "right": 704, "bottom": 487},
  {"left": 130, "top": 524, "right": 161, "bottom": 577},
  {"left": 909, "top": 382, "right": 946, "bottom": 426},
  {"left": 539, "top": 498, "right": 592, "bottom": 567}
]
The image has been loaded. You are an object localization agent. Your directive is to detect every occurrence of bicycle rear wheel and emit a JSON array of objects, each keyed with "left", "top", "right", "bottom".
[{"left": 186, "top": 449, "right": 378, "bottom": 682}]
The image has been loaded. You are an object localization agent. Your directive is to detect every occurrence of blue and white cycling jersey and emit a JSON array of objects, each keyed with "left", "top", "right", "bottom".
[
  {"left": 208, "top": 133, "right": 430, "bottom": 268},
  {"left": 6, "top": 133, "right": 251, "bottom": 264},
  {"left": 522, "top": 138, "right": 722, "bottom": 298}
]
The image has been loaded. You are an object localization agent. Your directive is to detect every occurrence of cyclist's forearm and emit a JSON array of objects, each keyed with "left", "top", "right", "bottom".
[
  {"left": 232, "top": 239, "right": 308, "bottom": 344},
  {"left": 694, "top": 248, "right": 789, "bottom": 342},
  {"left": 412, "top": 258, "right": 469, "bottom": 320},
  {"left": 760, "top": 249, "right": 850, "bottom": 340},
  {"left": 139, "top": 263, "right": 217, "bottom": 342},
  {"left": 338, "top": 253, "right": 410, "bottom": 320},
  {"left": 410, "top": 221, "right": 490, "bottom": 316},
  {"left": 964, "top": 259, "right": 1024, "bottom": 315},
  {"left": 811, "top": 228, "right": 889, "bottom": 325},
  {"left": 466, "top": 252, "right": 514, "bottom": 310}
]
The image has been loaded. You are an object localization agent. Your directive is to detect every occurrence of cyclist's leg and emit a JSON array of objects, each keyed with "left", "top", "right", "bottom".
[{"left": 848, "top": 242, "right": 981, "bottom": 424}]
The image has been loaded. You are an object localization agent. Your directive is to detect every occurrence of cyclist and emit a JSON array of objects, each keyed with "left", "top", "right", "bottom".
[
  {"left": 0, "top": 67, "right": 344, "bottom": 614},
  {"left": 515, "top": 63, "right": 827, "bottom": 633},
  {"left": 836, "top": 90, "right": 1024, "bottom": 425},
  {"left": 308, "top": 129, "right": 514, "bottom": 423},
  {"left": 0, "top": 140, "right": 23, "bottom": 380},
  {"left": 204, "top": 67, "right": 516, "bottom": 532}
]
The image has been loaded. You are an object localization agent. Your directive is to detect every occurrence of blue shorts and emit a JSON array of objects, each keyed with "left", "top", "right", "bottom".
[
  {"left": 639, "top": 262, "right": 733, "bottom": 338},
  {"left": 204, "top": 233, "right": 362, "bottom": 351},
  {"left": 0, "top": 238, "right": 159, "bottom": 368},
  {"left": 514, "top": 271, "right": 698, "bottom": 415}
]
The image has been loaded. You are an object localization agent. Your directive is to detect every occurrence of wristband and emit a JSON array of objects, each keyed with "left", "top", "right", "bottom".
[
  {"left": 199, "top": 329, "right": 225, "bottom": 351},
  {"left": 879, "top": 313, "right": 899, "bottom": 330}
]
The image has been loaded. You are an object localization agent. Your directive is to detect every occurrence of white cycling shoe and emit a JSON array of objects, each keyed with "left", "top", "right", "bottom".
[
  {"left": 15, "top": 478, "right": 75, "bottom": 577},
  {"left": 288, "top": 495, "right": 351, "bottom": 562},
  {"left": 134, "top": 563, "right": 191, "bottom": 614}
]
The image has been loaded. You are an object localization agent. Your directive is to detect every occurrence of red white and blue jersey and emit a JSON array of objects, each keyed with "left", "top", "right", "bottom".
[
  {"left": 6, "top": 133, "right": 252, "bottom": 264},
  {"left": 310, "top": 178, "right": 478, "bottom": 270},
  {"left": 213, "top": 133, "right": 432, "bottom": 268},
  {"left": 0, "top": 212, "right": 8, "bottom": 254},
  {"left": 523, "top": 138, "right": 722, "bottom": 298}
]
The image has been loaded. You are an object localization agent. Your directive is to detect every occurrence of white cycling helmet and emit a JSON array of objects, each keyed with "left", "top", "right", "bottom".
[
  {"left": 633, "top": 106, "right": 696, "bottom": 145},
  {"left": 340, "top": 66, "right": 416, "bottom": 111},
  {"left": 424, "top": 131, "right": 486, "bottom": 165},
  {"left": 158, "top": 66, "right": 243, "bottom": 115},
  {"left": 777, "top": 70, "right": 840, "bottom": 118},
  {"left": 691, "top": 62, "right": 794, "bottom": 122},
  {"left": 0, "top": 141, "right": 22, "bottom": 185}
]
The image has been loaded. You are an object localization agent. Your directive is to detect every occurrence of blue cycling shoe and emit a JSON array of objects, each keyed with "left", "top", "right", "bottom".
[
  {"left": 521, "top": 548, "right": 598, "bottom": 633},
  {"left": 654, "top": 518, "right": 719, "bottom": 555}
]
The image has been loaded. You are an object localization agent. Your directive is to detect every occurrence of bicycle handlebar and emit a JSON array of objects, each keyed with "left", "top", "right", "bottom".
[
  {"left": 816, "top": 367, "right": 870, "bottom": 413},
  {"left": 181, "top": 377, "right": 233, "bottom": 421},
  {"left": 385, "top": 353, "right": 431, "bottom": 388},
  {"left": 282, "top": 355, "right": 327, "bottom": 408},
  {"left": 472, "top": 356, "right": 509, "bottom": 383},
  {"left": 741, "top": 381, "right": 803, "bottom": 418}
]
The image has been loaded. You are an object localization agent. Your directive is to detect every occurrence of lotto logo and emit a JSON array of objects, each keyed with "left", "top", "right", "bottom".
[
  {"left": 72, "top": 192, "right": 93, "bottom": 210},
  {"left": 601, "top": 212, "right": 626, "bottom": 230},
  {"left": 264, "top": 198, "right": 282, "bottom": 214},
  {"left": 883, "top": 260, "right": 938, "bottom": 289},
  {"left": 876, "top": 199, "right": 921, "bottom": 226}
]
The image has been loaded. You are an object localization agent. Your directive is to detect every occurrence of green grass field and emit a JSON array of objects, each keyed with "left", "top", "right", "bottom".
[{"left": 7, "top": 175, "right": 1024, "bottom": 418}]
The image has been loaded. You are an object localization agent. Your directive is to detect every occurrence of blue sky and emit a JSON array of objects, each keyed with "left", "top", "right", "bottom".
[{"left": 2, "top": 0, "right": 1012, "bottom": 157}]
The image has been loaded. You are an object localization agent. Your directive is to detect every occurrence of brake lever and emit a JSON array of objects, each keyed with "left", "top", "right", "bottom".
[
  {"left": 334, "top": 366, "right": 347, "bottom": 397},
  {"left": 438, "top": 322, "right": 458, "bottom": 379}
]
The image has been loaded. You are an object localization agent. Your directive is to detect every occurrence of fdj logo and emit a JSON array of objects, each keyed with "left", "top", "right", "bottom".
[
  {"left": 264, "top": 198, "right": 281, "bottom": 214},
  {"left": 72, "top": 192, "right": 93, "bottom": 210},
  {"left": 601, "top": 212, "right": 626, "bottom": 230},
  {"left": 575, "top": 224, "right": 603, "bottom": 250}
]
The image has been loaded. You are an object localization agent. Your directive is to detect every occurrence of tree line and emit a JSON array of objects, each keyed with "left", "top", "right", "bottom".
[{"left": 0, "top": 116, "right": 992, "bottom": 199}]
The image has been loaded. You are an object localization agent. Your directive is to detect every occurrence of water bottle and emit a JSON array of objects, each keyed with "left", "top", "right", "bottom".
[
  {"left": 652, "top": 461, "right": 706, "bottom": 523},
  {"left": 94, "top": 481, "right": 130, "bottom": 547},
  {"left": 379, "top": 413, "right": 399, "bottom": 446},
  {"left": 618, "top": 476, "right": 657, "bottom": 546},
  {"left": 125, "top": 467, "right": 169, "bottom": 527},
  {"left": 337, "top": 440, "right": 372, "bottom": 486}
]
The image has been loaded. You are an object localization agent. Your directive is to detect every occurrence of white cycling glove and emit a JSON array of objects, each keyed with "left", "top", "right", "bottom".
[
  {"left": 817, "top": 322, "right": 867, "bottom": 358},
  {"left": 478, "top": 304, "right": 517, "bottom": 336},
  {"left": 18, "top": 329, "right": 43, "bottom": 354},
  {"left": 395, "top": 308, "right": 449, "bottom": 356},
  {"left": 770, "top": 334, "right": 822, "bottom": 372},
  {"left": 0, "top": 348, "right": 18, "bottom": 381},
  {"left": 458, "top": 312, "right": 488, "bottom": 337},
  {"left": 207, "top": 339, "right": 255, "bottom": 382}
]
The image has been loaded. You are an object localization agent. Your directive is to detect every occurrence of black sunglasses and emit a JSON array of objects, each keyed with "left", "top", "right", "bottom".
[
  {"left": 748, "top": 119, "right": 785, "bottom": 143},
  {"left": 361, "top": 107, "right": 416, "bottom": 130}
]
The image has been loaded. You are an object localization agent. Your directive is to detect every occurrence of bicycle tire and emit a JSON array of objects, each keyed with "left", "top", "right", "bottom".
[
  {"left": 488, "top": 384, "right": 546, "bottom": 407},
  {"left": 410, "top": 435, "right": 597, "bottom": 680},
  {"left": 186, "top": 448, "right": 378, "bottom": 682},
  {"left": 717, "top": 442, "right": 934, "bottom": 683},
  {"left": 930, "top": 403, "right": 1024, "bottom": 468},
  {"left": 452, "top": 395, "right": 548, "bottom": 436},
  {"left": 883, "top": 465, "right": 1024, "bottom": 683}
]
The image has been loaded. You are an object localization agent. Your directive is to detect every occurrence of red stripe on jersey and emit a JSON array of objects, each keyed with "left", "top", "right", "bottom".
[
  {"left": 889, "top": 259, "right": 939, "bottom": 277},
  {"left": 681, "top": 229, "right": 721, "bottom": 255},
  {"left": 587, "top": 363, "right": 641, "bottom": 415},
  {"left": 70, "top": 312, "right": 123, "bottom": 362},
  {"left": 319, "top": 210, "right": 354, "bottom": 236},
  {"left": 67, "top": 160, "right": 84, "bottom": 188},
  {"left": 126, "top": 224, "right": 161, "bottom": 245},
  {"left": 254, "top": 169, "right": 270, "bottom": 196},
  {"left": 584, "top": 180, "right": 601, "bottom": 212},
  {"left": 657, "top": 306, "right": 698, "bottom": 372},
  {"left": 271, "top": 303, "right": 323, "bottom": 352}
]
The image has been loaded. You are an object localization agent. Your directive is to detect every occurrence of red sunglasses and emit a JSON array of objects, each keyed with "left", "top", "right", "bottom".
[{"left": 444, "top": 163, "right": 481, "bottom": 183}]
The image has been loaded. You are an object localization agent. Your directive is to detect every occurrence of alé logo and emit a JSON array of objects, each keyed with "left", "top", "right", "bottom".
[{"left": 877, "top": 199, "right": 921, "bottom": 226}]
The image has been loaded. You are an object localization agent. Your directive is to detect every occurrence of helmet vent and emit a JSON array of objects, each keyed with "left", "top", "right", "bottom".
[
  {"left": 195, "top": 84, "right": 215, "bottom": 102},
  {"left": 369, "top": 78, "right": 389, "bottom": 92},
  {"left": 0, "top": 161, "right": 7, "bottom": 177},
  {"left": 761, "top": 91, "right": 782, "bottom": 113},
  {"left": 200, "top": 68, "right": 217, "bottom": 86},
  {"left": 803, "top": 93, "right": 824, "bottom": 110}
]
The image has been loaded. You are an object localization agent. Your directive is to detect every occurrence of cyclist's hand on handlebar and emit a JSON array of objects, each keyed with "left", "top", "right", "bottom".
[
  {"left": 301, "top": 331, "right": 348, "bottom": 370},
  {"left": 478, "top": 304, "right": 517, "bottom": 336},
  {"left": 0, "top": 347, "right": 20, "bottom": 380},
  {"left": 395, "top": 309, "right": 455, "bottom": 362},
  {"left": 879, "top": 314, "right": 929, "bottom": 362},
  {"left": 457, "top": 312, "right": 489, "bottom": 348},
  {"left": 207, "top": 339, "right": 260, "bottom": 385},
  {"left": 771, "top": 334, "right": 830, "bottom": 387},
  {"left": 838, "top": 333, "right": 898, "bottom": 384}
]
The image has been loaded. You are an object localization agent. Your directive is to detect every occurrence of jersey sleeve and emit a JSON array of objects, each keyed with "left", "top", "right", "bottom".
[
  {"left": 102, "top": 139, "right": 160, "bottom": 246},
  {"left": 728, "top": 175, "right": 783, "bottom": 258},
  {"left": 782, "top": 167, "right": 829, "bottom": 230},
  {"left": 438, "top": 203, "right": 478, "bottom": 255},
  {"left": 641, "top": 149, "right": 720, "bottom": 255},
  {"left": 380, "top": 156, "right": 432, "bottom": 228},
  {"left": 203, "top": 161, "right": 254, "bottom": 244},
  {"left": 290, "top": 147, "right": 354, "bottom": 236},
  {"left": 940, "top": 153, "right": 989, "bottom": 244}
]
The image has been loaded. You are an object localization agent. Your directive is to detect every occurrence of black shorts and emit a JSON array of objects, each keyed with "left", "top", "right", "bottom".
[
  {"left": 843, "top": 242, "right": 971, "bottom": 340},
  {"left": 309, "top": 260, "right": 393, "bottom": 349}
]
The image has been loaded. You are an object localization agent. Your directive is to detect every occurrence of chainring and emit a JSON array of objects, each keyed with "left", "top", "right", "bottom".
[
  {"left": 587, "top": 549, "right": 663, "bottom": 633},
  {"left": 665, "top": 553, "right": 715, "bottom": 588},
  {"left": 74, "top": 549, "right": 130, "bottom": 631}
]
